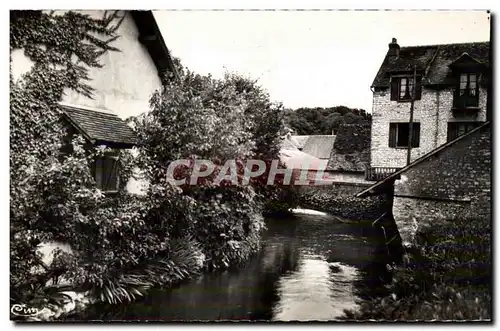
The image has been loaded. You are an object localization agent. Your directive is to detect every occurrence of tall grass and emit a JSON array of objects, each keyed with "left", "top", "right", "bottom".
[{"left": 342, "top": 216, "right": 491, "bottom": 321}]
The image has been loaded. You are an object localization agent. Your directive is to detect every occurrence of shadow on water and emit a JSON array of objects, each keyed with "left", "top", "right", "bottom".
[{"left": 72, "top": 211, "right": 392, "bottom": 322}]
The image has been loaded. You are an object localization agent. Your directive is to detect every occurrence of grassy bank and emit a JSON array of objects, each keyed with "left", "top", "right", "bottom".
[{"left": 342, "top": 216, "right": 491, "bottom": 321}]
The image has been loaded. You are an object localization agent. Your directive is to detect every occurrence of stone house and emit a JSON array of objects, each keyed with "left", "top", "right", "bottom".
[
  {"left": 357, "top": 121, "right": 491, "bottom": 246},
  {"left": 11, "top": 10, "right": 177, "bottom": 195},
  {"left": 368, "top": 38, "right": 490, "bottom": 178}
]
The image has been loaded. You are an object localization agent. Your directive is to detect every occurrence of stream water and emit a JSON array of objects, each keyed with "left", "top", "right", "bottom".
[{"left": 74, "top": 210, "right": 391, "bottom": 321}]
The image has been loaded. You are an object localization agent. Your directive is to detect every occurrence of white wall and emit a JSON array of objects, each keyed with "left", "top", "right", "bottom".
[{"left": 11, "top": 10, "right": 162, "bottom": 195}]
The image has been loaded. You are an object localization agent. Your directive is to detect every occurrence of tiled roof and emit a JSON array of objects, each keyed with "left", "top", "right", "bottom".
[
  {"left": 372, "top": 41, "right": 490, "bottom": 88},
  {"left": 280, "top": 149, "right": 328, "bottom": 171},
  {"left": 62, "top": 106, "right": 137, "bottom": 147},
  {"left": 301, "top": 135, "right": 336, "bottom": 159},
  {"left": 280, "top": 136, "right": 300, "bottom": 150}
]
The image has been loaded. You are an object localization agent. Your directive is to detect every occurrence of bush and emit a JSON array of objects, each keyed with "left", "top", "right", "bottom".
[
  {"left": 133, "top": 61, "right": 294, "bottom": 272},
  {"left": 342, "top": 216, "right": 491, "bottom": 321}
]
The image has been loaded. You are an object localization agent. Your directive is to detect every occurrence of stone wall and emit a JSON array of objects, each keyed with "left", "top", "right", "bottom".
[
  {"left": 370, "top": 87, "right": 488, "bottom": 168},
  {"left": 298, "top": 182, "right": 386, "bottom": 221},
  {"left": 392, "top": 124, "right": 491, "bottom": 244}
]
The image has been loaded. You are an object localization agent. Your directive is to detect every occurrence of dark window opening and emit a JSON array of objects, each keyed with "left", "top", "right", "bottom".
[
  {"left": 93, "top": 156, "right": 119, "bottom": 192},
  {"left": 447, "top": 122, "right": 483, "bottom": 141},
  {"left": 389, "top": 122, "right": 420, "bottom": 148}
]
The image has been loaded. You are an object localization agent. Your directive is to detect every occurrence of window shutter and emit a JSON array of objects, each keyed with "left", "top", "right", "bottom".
[
  {"left": 389, "top": 123, "right": 397, "bottom": 147},
  {"left": 103, "top": 157, "right": 118, "bottom": 191},
  {"left": 415, "top": 78, "right": 422, "bottom": 100},
  {"left": 390, "top": 78, "right": 399, "bottom": 101},
  {"left": 95, "top": 158, "right": 104, "bottom": 189},
  {"left": 411, "top": 123, "right": 420, "bottom": 148},
  {"left": 447, "top": 123, "right": 455, "bottom": 142}
]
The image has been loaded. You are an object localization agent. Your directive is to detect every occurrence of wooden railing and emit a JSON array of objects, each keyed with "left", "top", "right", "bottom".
[{"left": 365, "top": 166, "right": 401, "bottom": 181}]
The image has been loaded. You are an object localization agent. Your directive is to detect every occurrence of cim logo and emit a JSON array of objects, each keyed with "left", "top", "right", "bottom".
[{"left": 11, "top": 304, "right": 42, "bottom": 317}]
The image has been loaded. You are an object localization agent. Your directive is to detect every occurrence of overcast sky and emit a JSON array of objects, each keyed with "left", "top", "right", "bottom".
[{"left": 154, "top": 10, "right": 490, "bottom": 112}]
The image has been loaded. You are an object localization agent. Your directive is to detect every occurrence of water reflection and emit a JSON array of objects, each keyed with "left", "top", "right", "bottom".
[{"left": 74, "top": 212, "right": 389, "bottom": 322}]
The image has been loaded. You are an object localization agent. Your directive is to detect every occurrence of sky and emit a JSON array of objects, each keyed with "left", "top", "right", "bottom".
[{"left": 154, "top": 10, "right": 490, "bottom": 112}]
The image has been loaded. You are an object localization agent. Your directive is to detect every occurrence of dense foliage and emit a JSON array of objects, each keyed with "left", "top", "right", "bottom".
[
  {"left": 283, "top": 106, "right": 371, "bottom": 135},
  {"left": 342, "top": 217, "right": 491, "bottom": 321},
  {"left": 10, "top": 10, "right": 137, "bottom": 308},
  {"left": 11, "top": 10, "right": 298, "bottom": 320},
  {"left": 10, "top": 11, "right": 202, "bottom": 317},
  {"left": 133, "top": 61, "right": 297, "bottom": 270},
  {"left": 328, "top": 124, "right": 371, "bottom": 172}
]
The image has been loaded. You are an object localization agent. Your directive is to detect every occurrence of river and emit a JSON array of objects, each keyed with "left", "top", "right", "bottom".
[{"left": 74, "top": 210, "right": 391, "bottom": 321}]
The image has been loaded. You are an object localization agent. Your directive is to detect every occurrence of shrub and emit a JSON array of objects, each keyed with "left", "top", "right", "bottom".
[
  {"left": 342, "top": 216, "right": 491, "bottom": 321},
  {"left": 133, "top": 61, "right": 292, "bottom": 272}
]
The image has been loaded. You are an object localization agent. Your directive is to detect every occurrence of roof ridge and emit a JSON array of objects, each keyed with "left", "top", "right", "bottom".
[
  {"left": 399, "top": 40, "right": 490, "bottom": 49},
  {"left": 357, "top": 121, "right": 491, "bottom": 198},
  {"left": 61, "top": 105, "right": 120, "bottom": 118}
]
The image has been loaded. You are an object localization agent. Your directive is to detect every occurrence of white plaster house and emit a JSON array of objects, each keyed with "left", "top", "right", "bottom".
[
  {"left": 11, "top": 10, "right": 177, "bottom": 195},
  {"left": 368, "top": 38, "right": 490, "bottom": 177}
]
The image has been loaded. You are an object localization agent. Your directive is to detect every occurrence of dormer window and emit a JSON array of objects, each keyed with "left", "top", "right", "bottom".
[
  {"left": 454, "top": 72, "right": 479, "bottom": 108},
  {"left": 390, "top": 75, "right": 422, "bottom": 102}
]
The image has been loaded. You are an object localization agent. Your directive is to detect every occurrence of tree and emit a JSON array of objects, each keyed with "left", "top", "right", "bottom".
[{"left": 283, "top": 105, "right": 371, "bottom": 135}]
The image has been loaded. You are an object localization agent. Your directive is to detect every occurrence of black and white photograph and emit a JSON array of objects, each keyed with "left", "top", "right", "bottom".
[{"left": 7, "top": 3, "right": 493, "bottom": 324}]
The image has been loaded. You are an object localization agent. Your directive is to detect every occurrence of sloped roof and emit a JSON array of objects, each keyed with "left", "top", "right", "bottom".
[
  {"left": 280, "top": 149, "right": 328, "bottom": 171},
  {"left": 357, "top": 121, "right": 491, "bottom": 198},
  {"left": 130, "top": 10, "right": 178, "bottom": 80},
  {"left": 291, "top": 135, "right": 311, "bottom": 149},
  {"left": 62, "top": 105, "right": 137, "bottom": 147},
  {"left": 301, "top": 135, "right": 336, "bottom": 159},
  {"left": 372, "top": 41, "right": 490, "bottom": 88},
  {"left": 280, "top": 136, "right": 300, "bottom": 150}
]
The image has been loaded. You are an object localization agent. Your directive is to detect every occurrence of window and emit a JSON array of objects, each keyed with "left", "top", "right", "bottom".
[
  {"left": 454, "top": 73, "right": 479, "bottom": 108},
  {"left": 398, "top": 77, "right": 414, "bottom": 100},
  {"left": 389, "top": 122, "right": 420, "bottom": 148},
  {"left": 447, "top": 122, "right": 482, "bottom": 141},
  {"left": 390, "top": 76, "right": 422, "bottom": 102},
  {"left": 93, "top": 155, "right": 119, "bottom": 192}
]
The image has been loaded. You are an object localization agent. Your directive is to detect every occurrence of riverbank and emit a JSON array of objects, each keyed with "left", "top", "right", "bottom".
[{"left": 341, "top": 216, "right": 491, "bottom": 321}]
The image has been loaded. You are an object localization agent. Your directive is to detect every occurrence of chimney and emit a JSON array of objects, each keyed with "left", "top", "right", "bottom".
[{"left": 388, "top": 37, "right": 400, "bottom": 60}]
